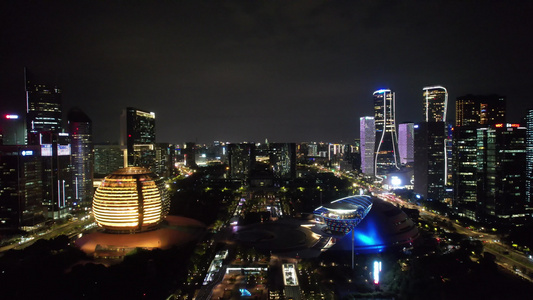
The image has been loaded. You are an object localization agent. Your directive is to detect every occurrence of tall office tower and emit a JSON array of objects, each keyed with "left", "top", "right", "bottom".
[
  {"left": 0, "top": 145, "right": 45, "bottom": 230},
  {"left": 183, "top": 142, "right": 197, "bottom": 168},
  {"left": 269, "top": 143, "right": 296, "bottom": 180},
  {"left": 155, "top": 143, "right": 176, "bottom": 178},
  {"left": 41, "top": 133, "right": 73, "bottom": 219},
  {"left": 477, "top": 124, "right": 527, "bottom": 224},
  {"left": 423, "top": 86, "right": 448, "bottom": 122},
  {"left": 453, "top": 94, "right": 507, "bottom": 220},
  {"left": 308, "top": 143, "right": 318, "bottom": 157},
  {"left": 414, "top": 122, "right": 447, "bottom": 202},
  {"left": 398, "top": 122, "right": 414, "bottom": 165},
  {"left": 25, "top": 69, "right": 63, "bottom": 145},
  {"left": 227, "top": 143, "right": 256, "bottom": 181},
  {"left": 527, "top": 109, "right": 533, "bottom": 211},
  {"left": 360, "top": 116, "right": 375, "bottom": 176},
  {"left": 120, "top": 107, "right": 156, "bottom": 170},
  {"left": 0, "top": 114, "right": 26, "bottom": 145},
  {"left": 68, "top": 108, "right": 93, "bottom": 211},
  {"left": 94, "top": 144, "right": 124, "bottom": 177},
  {"left": 373, "top": 89, "right": 400, "bottom": 177},
  {"left": 456, "top": 95, "right": 506, "bottom": 127},
  {"left": 414, "top": 86, "right": 449, "bottom": 204}
]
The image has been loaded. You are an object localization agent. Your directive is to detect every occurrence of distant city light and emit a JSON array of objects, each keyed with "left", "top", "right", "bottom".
[{"left": 5, "top": 114, "right": 19, "bottom": 119}]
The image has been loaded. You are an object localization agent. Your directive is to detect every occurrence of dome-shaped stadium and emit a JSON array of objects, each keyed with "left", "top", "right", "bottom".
[
  {"left": 320, "top": 196, "right": 419, "bottom": 253},
  {"left": 92, "top": 167, "right": 169, "bottom": 233}
]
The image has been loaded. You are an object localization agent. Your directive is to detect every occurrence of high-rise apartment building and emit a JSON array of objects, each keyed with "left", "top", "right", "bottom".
[
  {"left": 373, "top": 89, "right": 400, "bottom": 177},
  {"left": 68, "top": 108, "right": 93, "bottom": 210},
  {"left": 360, "top": 116, "right": 375, "bottom": 176},
  {"left": 121, "top": 107, "right": 156, "bottom": 170},
  {"left": 398, "top": 122, "right": 414, "bottom": 165},
  {"left": 25, "top": 69, "right": 63, "bottom": 145}
]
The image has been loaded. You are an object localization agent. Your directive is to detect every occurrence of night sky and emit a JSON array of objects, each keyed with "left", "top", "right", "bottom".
[{"left": 1, "top": 1, "right": 532, "bottom": 144}]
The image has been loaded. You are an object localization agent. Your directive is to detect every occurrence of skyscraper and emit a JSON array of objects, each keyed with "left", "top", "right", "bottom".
[
  {"left": 0, "top": 113, "right": 26, "bottom": 145},
  {"left": 121, "top": 107, "right": 156, "bottom": 170},
  {"left": 414, "top": 122, "right": 447, "bottom": 202},
  {"left": 415, "top": 86, "right": 449, "bottom": 204},
  {"left": 0, "top": 145, "right": 45, "bottom": 229},
  {"left": 526, "top": 109, "right": 533, "bottom": 211},
  {"left": 373, "top": 89, "right": 400, "bottom": 177},
  {"left": 360, "top": 116, "right": 375, "bottom": 176},
  {"left": 68, "top": 108, "right": 93, "bottom": 211},
  {"left": 25, "top": 69, "right": 63, "bottom": 145},
  {"left": 453, "top": 94, "right": 506, "bottom": 220},
  {"left": 476, "top": 124, "right": 527, "bottom": 224},
  {"left": 269, "top": 143, "right": 296, "bottom": 180},
  {"left": 398, "top": 122, "right": 414, "bottom": 165},
  {"left": 94, "top": 143, "right": 124, "bottom": 177},
  {"left": 423, "top": 86, "right": 448, "bottom": 122}
]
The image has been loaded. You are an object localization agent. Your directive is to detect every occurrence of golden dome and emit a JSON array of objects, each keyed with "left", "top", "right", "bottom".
[{"left": 93, "top": 167, "right": 166, "bottom": 232}]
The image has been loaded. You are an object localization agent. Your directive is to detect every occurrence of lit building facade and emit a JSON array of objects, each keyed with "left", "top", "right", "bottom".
[
  {"left": 25, "top": 69, "right": 63, "bottom": 145},
  {"left": 398, "top": 122, "right": 414, "bottom": 165},
  {"left": 414, "top": 86, "right": 449, "bottom": 203},
  {"left": 360, "top": 116, "right": 375, "bottom": 176},
  {"left": 527, "top": 109, "right": 533, "bottom": 211},
  {"left": 0, "top": 113, "right": 26, "bottom": 145},
  {"left": 94, "top": 144, "right": 124, "bottom": 177},
  {"left": 68, "top": 108, "right": 93, "bottom": 210},
  {"left": 269, "top": 143, "right": 296, "bottom": 180},
  {"left": 373, "top": 89, "right": 400, "bottom": 177},
  {"left": 0, "top": 145, "right": 45, "bottom": 229},
  {"left": 423, "top": 86, "right": 448, "bottom": 122},
  {"left": 121, "top": 107, "right": 156, "bottom": 170},
  {"left": 41, "top": 133, "right": 73, "bottom": 219},
  {"left": 453, "top": 94, "right": 507, "bottom": 220},
  {"left": 476, "top": 124, "right": 527, "bottom": 224},
  {"left": 228, "top": 143, "right": 256, "bottom": 182},
  {"left": 414, "top": 122, "right": 447, "bottom": 202},
  {"left": 314, "top": 195, "right": 374, "bottom": 234},
  {"left": 92, "top": 167, "right": 168, "bottom": 233}
]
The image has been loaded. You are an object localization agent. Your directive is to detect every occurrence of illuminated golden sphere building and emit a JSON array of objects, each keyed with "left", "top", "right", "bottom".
[{"left": 93, "top": 167, "right": 168, "bottom": 233}]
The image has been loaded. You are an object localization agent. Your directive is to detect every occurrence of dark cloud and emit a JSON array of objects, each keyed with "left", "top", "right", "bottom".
[{"left": 1, "top": 0, "right": 532, "bottom": 143}]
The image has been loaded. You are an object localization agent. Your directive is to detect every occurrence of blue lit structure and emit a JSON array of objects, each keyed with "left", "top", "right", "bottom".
[
  {"left": 314, "top": 195, "right": 373, "bottom": 234},
  {"left": 314, "top": 196, "right": 419, "bottom": 255},
  {"left": 331, "top": 198, "right": 419, "bottom": 254}
]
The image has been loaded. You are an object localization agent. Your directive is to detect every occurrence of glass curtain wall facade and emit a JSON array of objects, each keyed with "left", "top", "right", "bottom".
[
  {"left": 373, "top": 89, "right": 400, "bottom": 178},
  {"left": 360, "top": 117, "right": 375, "bottom": 176}
]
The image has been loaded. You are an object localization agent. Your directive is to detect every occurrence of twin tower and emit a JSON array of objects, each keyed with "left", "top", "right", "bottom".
[{"left": 361, "top": 87, "right": 448, "bottom": 179}]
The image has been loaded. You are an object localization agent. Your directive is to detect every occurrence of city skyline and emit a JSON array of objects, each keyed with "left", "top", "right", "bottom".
[{"left": 1, "top": 1, "right": 532, "bottom": 143}]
